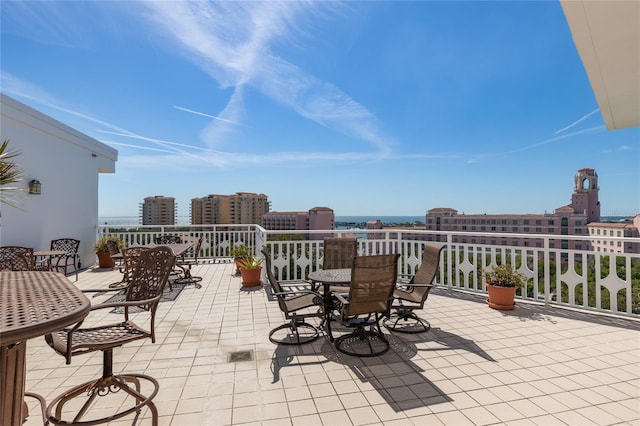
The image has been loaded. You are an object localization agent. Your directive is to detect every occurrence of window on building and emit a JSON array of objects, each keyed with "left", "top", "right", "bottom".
[
  {"left": 491, "top": 226, "right": 496, "bottom": 231},
  {"left": 548, "top": 220, "right": 554, "bottom": 225},
  {"left": 513, "top": 227, "right": 518, "bottom": 232},
  {"left": 536, "top": 219, "right": 542, "bottom": 225},
  {"left": 524, "top": 227, "right": 530, "bottom": 232},
  {"left": 524, "top": 219, "right": 530, "bottom": 225},
  {"left": 576, "top": 220, "right": 582, "bottom": 226},
  {"left": 536, "top": 227, "right": 542, "bottom": 233}
]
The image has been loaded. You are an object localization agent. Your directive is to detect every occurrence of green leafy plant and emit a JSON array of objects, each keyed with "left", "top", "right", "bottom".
[
  {"left": 236, "top": 256, "right": 263, "bottom": 270},
  {"left": 483, "top": 264, "right": 526, "bottom": 288},
  {"left": 230, "top": 244, "right": 251, "bottom": 260},
  {"left": 0, "top": 139, "right": 25, "bottom": 208},
  {"left": 94, "top": 236, "right": 126, "bottom": 253}
]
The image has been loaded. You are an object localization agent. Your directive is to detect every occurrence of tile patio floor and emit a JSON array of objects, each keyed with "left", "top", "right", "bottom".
[{"left": 22, "top": 261, "right": 640, "bottom": 425}]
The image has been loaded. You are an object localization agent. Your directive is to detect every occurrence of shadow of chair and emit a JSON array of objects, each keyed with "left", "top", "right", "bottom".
[
  {"left": 44, "top": 246, "right": 175, "bottom": 426},
  {"left": 0, "top": 246, "right": 35, "bottom": 271},
  {"left": 50, "top": 238, "right": 80, "bottom": 281},
  {"left": 383, "top": 243, "right": 444, "bottom": 333},
  {"left": 262, "top": 247, "right": 324, "bottom": 345},
  {"left": 332, "top": 253, "right": 399, "bottom": 357},
  {"left": 174, "top": 236, "right": 203, "bottom": 287}
]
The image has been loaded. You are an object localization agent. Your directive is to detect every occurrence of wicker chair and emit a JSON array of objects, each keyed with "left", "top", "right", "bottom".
[
  {"left": 383, "top": 243, "right": 443, "bottom": 333},
  {"left": 50, "top": 238, "right": 80, "bottom": 281},
  {"left": 332, "top": 254, "right": 399, "bottom": 357},
  {"left": 0, "top": 246, "right": 35, "bottom": 271},
  {"left": 174, "top": 236, "right": 203, "bottom": 286},
  {"left": 44, "top": 246, "right": 175, "bottom": 426},
  {"left": 262, "top": 247, "right": 324, "bottom": 345}
]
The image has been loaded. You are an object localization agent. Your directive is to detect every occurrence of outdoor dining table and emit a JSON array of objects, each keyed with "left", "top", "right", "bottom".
[
  {"left": 0, "top": 271, "right": 91, "bottom": 425},
  {"left": 308, "top": 268, "right": 351, "bottom": 341}
]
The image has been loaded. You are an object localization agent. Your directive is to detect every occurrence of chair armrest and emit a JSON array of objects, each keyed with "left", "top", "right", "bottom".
[
  {"left": 272, "top": 289, "right": 321, "bottom": 298},
  {"left": 89, "top": 296, "right": 161, "bottom": 311},
  {"left": 332, "top": 292, "right": 350, "bottom": 304},
  {"left": 400, "top": 283, "right": 434, "bottom": 288}
]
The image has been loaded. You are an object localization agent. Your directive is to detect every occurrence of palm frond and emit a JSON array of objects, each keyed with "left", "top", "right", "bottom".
[{"left": 0, "top": 138, "right": 26, "bottom": 208}]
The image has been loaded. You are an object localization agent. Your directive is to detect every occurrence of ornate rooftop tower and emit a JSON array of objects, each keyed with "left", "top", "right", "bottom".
[{"left": 570, "top": 168, "right": 600, "bottom": 223}]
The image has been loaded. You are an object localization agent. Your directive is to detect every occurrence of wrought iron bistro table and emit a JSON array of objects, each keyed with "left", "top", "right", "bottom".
[
  {"left": 308, "top": 268, "right": 351, "bottom": 341},
  {"left": 0, "top": 271, "right": 91, "bottom": 425}
]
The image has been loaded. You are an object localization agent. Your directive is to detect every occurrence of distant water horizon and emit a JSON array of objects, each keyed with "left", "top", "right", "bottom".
[
  {"left": 98, "top": 215, "right": 630, "bottom": 227},
  {"left": 98, "top": 215, "right": 425, "bottom": 227}
]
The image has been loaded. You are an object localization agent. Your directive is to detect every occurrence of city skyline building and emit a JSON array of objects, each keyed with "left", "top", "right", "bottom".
[
  {"left": 262, "top": 207, "right": 335, "bottom": 239},
  {"left": 140, "top": 195, "right": 177, "bottom": 226},
  {"left": 421, "top": 168, "right": 609, "bottom": 250},
  {"left": 191, "top": 192, "right": 271, "bottom": 225}
]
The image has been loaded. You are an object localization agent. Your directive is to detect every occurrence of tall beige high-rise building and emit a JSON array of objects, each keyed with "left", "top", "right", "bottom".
[
  {"left": 191, "top": 192, "right": 270, "bottom": 225},
  {"left": 140, "top": 195, "right": 176, "bottom": 225}
]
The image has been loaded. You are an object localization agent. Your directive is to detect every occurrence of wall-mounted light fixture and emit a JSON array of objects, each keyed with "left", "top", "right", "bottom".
[{"left": 28, "top": 179, "right": 41, "bottom": 195}]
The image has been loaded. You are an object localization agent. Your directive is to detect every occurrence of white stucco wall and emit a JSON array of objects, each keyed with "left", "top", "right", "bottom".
[{"left": 0, "top": 93, "right": 118, "bottom": 269}]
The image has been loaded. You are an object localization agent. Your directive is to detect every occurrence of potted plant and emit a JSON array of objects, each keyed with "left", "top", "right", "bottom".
[
  {"left": 237, "top": 256, "right": 263, "bottom": 287},
  {"left": 483, "top": 264, "right": 526, "bottom": 310},
  {"left": 94, "top": 236, "right": 125, "bottom": 268},
  {"left": 230, "top": 244, "right": 251, "bottom": 275}
]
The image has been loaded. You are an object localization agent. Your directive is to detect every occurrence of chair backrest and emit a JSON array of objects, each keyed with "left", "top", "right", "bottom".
[
  {"left": 105, "top": 239, "right": 121, "bottom": 256},
  {"left": 155, "top": 235, "right": 182, "bottom": 244},
  {"left": 121, "top": 246, "right": 150, "bottom": 283},
  {"left": 124, "top": 246, "right": 175, "bottom": 319},
  {"left": 346, "top": 254, "right": 399, "bottom": 317},
  {"left": 184, "top": 236, "right": 203, "bottom": 261},
  {"left": 0, "top": 246, "right": 35, "bottom": 271},
  {"left": 261, "top": 247, "right": 288, "bottom": 313},
  {"left": 323, "top": 237, "right": 357, "bottom": 269},
  {"left": 51, "top": 238, "right": 80, "bottom": 254},
  {"left": 409, "top": 244, "right": 444, "bottom": 305}
]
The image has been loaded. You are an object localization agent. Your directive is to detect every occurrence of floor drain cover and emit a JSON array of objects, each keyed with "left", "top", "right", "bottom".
[{"left": 228, "top": 350, "right": 254, "bottom": 362}]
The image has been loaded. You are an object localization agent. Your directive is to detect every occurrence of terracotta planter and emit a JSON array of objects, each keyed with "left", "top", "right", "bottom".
[
  {"left": 96, "top": 251, "right": 114, "bottom": 269},
  {"left": 486, "top": 283, "right": 517, "bottom": 310},
  {"left": 240, "top": 267, "right": 262, "bottom": 287}
]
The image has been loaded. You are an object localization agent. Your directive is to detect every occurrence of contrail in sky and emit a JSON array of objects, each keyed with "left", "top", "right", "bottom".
[
  {"left": 554, "top": 109, "right": 600, "bottom": 134},
  {"left": 173, "top": 105, "right": 247, "bottom": 126}
]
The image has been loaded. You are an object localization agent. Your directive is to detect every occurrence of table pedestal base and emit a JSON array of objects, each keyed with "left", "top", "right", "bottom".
[{"left": 1, "top": 342, "right": 28, "bottom": 426}]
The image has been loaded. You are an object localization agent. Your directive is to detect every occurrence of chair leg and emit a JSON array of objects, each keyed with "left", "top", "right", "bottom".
[
  {"left": 383, "top": 309, "right": 431, "bottom": 334},
  {"left": 269, "top": 321, "right": 319, "bottom": 345},
  {"left": 334, "top": 325, "right": 390, "bottom": 357},
  {"left": 46, "top": 349, "right": 160, "bottom": 425}
]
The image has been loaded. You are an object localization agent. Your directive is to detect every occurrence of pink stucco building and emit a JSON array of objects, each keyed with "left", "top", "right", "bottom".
[
  {"left": 262, "top": 207, "right": 335, "bottom": 240},
  {"left": 423, "top": 168, "right": 632, "bottom": 251}
]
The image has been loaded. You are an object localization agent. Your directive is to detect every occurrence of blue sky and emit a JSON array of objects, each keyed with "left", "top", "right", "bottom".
[{"left": 2, "top": 1, "right": 638, "bottom": 218}]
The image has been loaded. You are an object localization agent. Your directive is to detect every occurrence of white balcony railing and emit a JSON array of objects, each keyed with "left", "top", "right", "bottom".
[{"left": 98, "top": 224, "right": 640, "bottom": 318}]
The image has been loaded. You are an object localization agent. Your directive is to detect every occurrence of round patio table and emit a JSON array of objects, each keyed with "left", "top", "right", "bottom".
[
  {"left": 0, "top": 271, "right": 90, "bottom": 425},
  {"left": 308, "top": 268, "right": 351, "bottom": 341}
]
